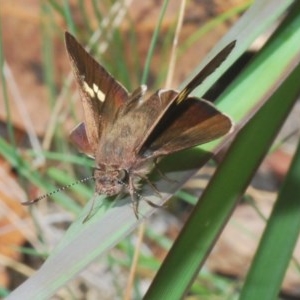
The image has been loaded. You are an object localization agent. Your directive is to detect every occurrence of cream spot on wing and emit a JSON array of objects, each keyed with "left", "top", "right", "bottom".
[
  {"left": 83, "top": 81, "right": 95, "bottom": 98},
  {"left": 83, "top": 81, "right": 105, "bottom": 102},
  {"left": 93, "top": 83, "right": 99, "bottom": 93},
  {"left": 97, "top": 90, "right": 105, "bottom": 102}
]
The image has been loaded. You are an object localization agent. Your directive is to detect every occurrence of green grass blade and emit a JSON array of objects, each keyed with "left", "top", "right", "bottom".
[
  {"left": 240, "top": 135, "right": 300, "bottom": 299},
  {"left": 178, "top": 1, "right": 252, "bottom": 56},
  {"left": 240, "top": 121, "right": 300, "bottom": 297},
  {"left": 62, "top": 0, "right": 76, "bottom": 34},
  {"left": 47, "top": 0, "right": 64, "bottom": 16},
  {"left": 180, "top": 0, "right": 295, "bottom": 99},
  {"left": 141, "top": 0, "right": 170, "bottom": 85}
]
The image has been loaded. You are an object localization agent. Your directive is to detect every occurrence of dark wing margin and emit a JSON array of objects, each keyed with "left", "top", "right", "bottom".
[
  {"left": 175, "top": 41, "right": 236, "bottom": 103},
  {"left": 65, "top": 32, "right": 128, "bottom": 153}
]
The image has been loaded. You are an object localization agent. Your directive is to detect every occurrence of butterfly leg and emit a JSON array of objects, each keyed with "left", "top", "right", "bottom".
[
  {"left": 135, "top": 173, "right": 161, "bottom": 197},
  {"left": 143, "top": 198, "right": 165, "bottom": 209},
  {"left": 128, "top": 177, "right": 140, "bottom": 219},
  {"left": 129, "top": 174, "right": 166, "bottom": 217},
  {"left": 82, "top": 193, "right": 97, "bottom": 223},
  {"left": 134, "top": 173, "right": 168, "bottom": 210}
]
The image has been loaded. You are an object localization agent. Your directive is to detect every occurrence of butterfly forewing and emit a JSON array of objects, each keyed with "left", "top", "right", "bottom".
[{"left": 65, "top": 32, "right": 129, "bottom": 154}]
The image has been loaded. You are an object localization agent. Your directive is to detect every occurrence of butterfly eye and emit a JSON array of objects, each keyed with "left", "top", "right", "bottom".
[{"left": 117, "top": 169, "right": 128, "bottom": 183}]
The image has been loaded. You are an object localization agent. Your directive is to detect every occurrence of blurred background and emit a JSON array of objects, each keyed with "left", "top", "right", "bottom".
[{"left": 1, "top": 1, "right": 299, "bottom": 299}]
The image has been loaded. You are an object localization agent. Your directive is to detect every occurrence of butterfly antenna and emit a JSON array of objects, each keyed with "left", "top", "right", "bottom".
[{"left": 22, "top": 176, "right": 95, "bottom": 205}]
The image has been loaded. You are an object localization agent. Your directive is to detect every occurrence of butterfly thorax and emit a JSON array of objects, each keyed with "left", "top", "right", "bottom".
[{"left": 95, "top": 104, "right": 153, "bottom": 168}]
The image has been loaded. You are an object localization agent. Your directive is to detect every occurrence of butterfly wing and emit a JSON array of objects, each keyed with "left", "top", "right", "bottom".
[
  {"left": 69, "top": 122, "right": 95, "bottom": 158},
  {"left": 65, "top": 32, "right": 129, "bottom": 154},
  {"left": 139, "top": 97, "right": 232, "bottom": 158},
  {"left": 136, "top": 41, "right": 235, "bottom": 158}
]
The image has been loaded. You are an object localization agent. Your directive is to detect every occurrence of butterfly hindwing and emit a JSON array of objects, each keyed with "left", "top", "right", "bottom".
[
  {"left": 140, "top": 97, "right": 232, "bottom": 158},
  {"left": 69, "top": 122, "right": 95, "bottom": 158}
]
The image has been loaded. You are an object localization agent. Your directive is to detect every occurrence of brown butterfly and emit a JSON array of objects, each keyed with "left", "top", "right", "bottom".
[{"left": 24, "top": 32, "right": 234, "bottom": 218}]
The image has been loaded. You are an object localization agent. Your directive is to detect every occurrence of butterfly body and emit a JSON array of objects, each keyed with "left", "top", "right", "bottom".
[{"left": 93, "top": 98, "right": 156, "bottom": 197}]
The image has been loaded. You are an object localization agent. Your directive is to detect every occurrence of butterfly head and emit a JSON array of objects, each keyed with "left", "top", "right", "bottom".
[{"left": 93, "top": 166, "right": 128, "bottom": 196}]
